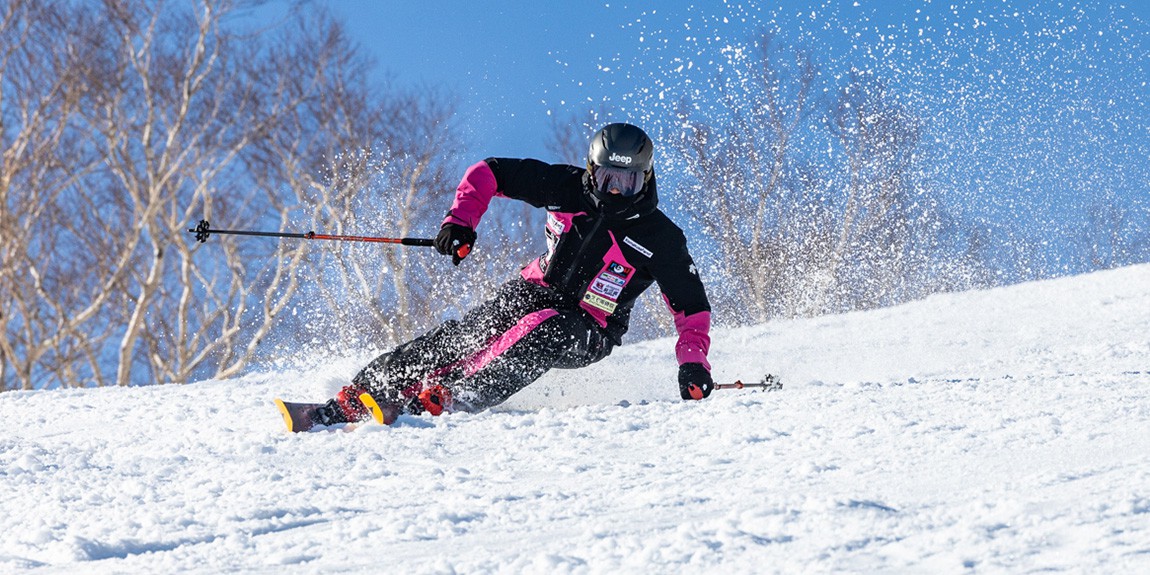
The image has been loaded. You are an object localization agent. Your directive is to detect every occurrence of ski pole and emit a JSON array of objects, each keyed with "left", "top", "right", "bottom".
[
  {"left": 713, "top": 374, "right": 783, "bottom": 392},
  {"left": 188, "top": 219, "right": 471, "bottom": 258}
]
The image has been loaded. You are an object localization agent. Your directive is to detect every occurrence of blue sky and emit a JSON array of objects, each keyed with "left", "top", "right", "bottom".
[
  {"left": 311, "top": 0, "right": 702, "bottom": 158},
  {"left": 307, "top": 1, "right": 1148, "bottom": 156},
  {"left": 255, "top": 0, "right": 1149, "bottom": 273}
]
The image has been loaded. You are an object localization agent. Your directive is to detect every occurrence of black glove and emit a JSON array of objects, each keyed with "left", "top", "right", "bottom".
[
  {"left": 434, "top": 222, "right": 476, "bottom": 266},
  {"left": 678, "top": 363, "right": 714, "bottom": 400},
  {"left": 581, "top": 329, "right": 614, "bottom": 364}
]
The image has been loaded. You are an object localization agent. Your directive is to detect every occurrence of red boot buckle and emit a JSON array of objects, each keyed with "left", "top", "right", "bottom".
[{"left": 418, "top": 385, "right": 452, "bottom": 416}]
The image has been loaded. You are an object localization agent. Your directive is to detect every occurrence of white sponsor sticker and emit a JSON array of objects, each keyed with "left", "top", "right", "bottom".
[
  {"left": 590, "top": 278, "right": 623, "bottom": 299},
  {"left": 546, "top": 212, "right": 567, "bottom": 234},
  {"left": 623, "top": 236, "right": 653, "bottom": 258}
]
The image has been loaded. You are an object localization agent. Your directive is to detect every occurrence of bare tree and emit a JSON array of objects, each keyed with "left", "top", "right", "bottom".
[
  {"left": 669, "top": 38, "right": 992, "bottom": 323},
  {"left": 820, "top": 69, "right": 924, "bottom": 312},
  {"left": 283, "top": 80, "right": 463, "bottom": 350},
  {"left": 672, "top": 36, "right": 819, "bottom": 322},
  {"left": 0, "top": 2, "right": 113, "bottom": 390},
  {"left": 135, "top": 4, "right": 464, "bottom": 381},
  {"left": 1074, "top": 189, "right": 1149, "bottom": 272},
  {"left": 82, "top": 1, "right": 256, "bottom": 386}
]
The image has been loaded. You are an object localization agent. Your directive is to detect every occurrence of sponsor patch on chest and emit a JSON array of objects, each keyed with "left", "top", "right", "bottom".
[{"left": 582, "top": 261, "right": 632, "bottom": 314}]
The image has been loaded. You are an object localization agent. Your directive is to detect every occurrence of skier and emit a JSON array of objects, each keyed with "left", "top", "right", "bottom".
[{"left": 282, "top": 123, "right": 713, "bottom": 431}]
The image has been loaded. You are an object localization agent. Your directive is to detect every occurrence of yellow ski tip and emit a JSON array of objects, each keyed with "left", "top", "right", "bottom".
[
  {"left": 358, "top": 392, "right": 397, "bottom": 425},
  {"left": 274, "top": 399, "right": 296, "bottom": 432}
]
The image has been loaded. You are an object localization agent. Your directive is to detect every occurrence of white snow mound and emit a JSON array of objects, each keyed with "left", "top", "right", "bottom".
[{"left": 2, "top": 264, "right": 1149, "bottom": 573}]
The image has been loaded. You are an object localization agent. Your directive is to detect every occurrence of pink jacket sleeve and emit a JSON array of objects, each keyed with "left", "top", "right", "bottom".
[
  {"left": 666, "top": 297, "right": 711, "bottom": 372},
  {"left": 443, "top": 161, "right": 501, "bottom": 228}
]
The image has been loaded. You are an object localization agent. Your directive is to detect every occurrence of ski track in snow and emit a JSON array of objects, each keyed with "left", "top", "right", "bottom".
[{"left": 2, "top": 265, "right": 1149, "bottom": 574}]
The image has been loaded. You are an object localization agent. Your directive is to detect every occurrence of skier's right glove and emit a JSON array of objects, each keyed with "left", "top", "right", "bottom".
[
  {"left": 578, "top": 328, "right": 614, "bottom": 364},
  {"left": 678, "top": 363, "right": 714, "bottom": 400},
  {"left": 435, "top": 222, "right": 476, "bottom": 266}
]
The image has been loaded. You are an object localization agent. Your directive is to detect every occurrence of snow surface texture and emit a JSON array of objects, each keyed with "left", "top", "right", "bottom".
[{"left": 2, "top": 265, "right": 1149, "bottom": 574}]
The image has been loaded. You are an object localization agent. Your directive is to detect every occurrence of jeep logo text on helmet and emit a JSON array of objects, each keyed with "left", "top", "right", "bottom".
[{"left": 587, "top": 122, "right": 654, "bottom": 177}]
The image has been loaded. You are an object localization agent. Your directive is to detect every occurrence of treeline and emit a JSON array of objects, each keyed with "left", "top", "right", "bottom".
[
  {"left": 2, "top": 3, "right": 1145, "bottom": 390},
  {"left": 668, "top": 40, "right": 992, "bottom": 322},
  {"left": 544, "top": 41, "right": 996, "bottom": 336},
  {"left": 0, "top": 1, "right": 462, "bottom": 390}
]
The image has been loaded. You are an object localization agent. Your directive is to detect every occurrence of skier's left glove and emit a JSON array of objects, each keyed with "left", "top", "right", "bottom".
[
  {"left": 435, "top": 222, "right": 476, "bottom": 266},
  {"left": 678, "top": 362, "right": 713, "bottom": 400}
]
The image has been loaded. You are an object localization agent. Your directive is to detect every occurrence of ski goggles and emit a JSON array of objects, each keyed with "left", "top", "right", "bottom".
[{"left": 591, "top": 164, "right": 645, "bottom": 197}]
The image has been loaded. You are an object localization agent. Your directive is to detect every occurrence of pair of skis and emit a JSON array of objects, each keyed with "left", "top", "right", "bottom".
[
  {"left": 275, "top": 375, "right": 783, "bottom": 433},
  {"left": 274, "top": 392, "right": 402, "bottom": 433}
]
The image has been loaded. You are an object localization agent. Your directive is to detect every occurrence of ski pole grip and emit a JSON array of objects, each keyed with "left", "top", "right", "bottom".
[{"left": 456, "top": 243, "right": 472, "bottom": 259}]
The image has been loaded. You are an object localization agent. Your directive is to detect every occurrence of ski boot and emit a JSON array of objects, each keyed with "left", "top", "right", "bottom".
[
  {"left": 276, "top": 385, "right": 370, "bottom": 432},
  {"left": 358, "top": 383, "right": 453, "bottom": 425}
]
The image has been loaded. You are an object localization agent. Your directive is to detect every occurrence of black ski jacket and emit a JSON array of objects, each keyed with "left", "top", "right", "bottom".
[{"left": 443, "top": 157, "right": 711, "bottom": 368}]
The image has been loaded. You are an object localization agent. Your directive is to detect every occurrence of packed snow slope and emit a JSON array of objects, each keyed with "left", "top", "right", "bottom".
[{"left": 2, "top": 265, "right": 1149, "bottom": 574}]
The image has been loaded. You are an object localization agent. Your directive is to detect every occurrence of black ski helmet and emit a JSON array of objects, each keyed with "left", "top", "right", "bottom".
[
  {"left": 585, "top": 123, "right": 655, "bottom": 216},
  {"left": 588, "top": 123, "right": 654, "bottom": 174}
]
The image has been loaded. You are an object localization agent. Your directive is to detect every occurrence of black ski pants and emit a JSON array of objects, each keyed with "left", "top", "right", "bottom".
[{"left": 352, "top": 278, "right": 614, "bottom": 412}]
